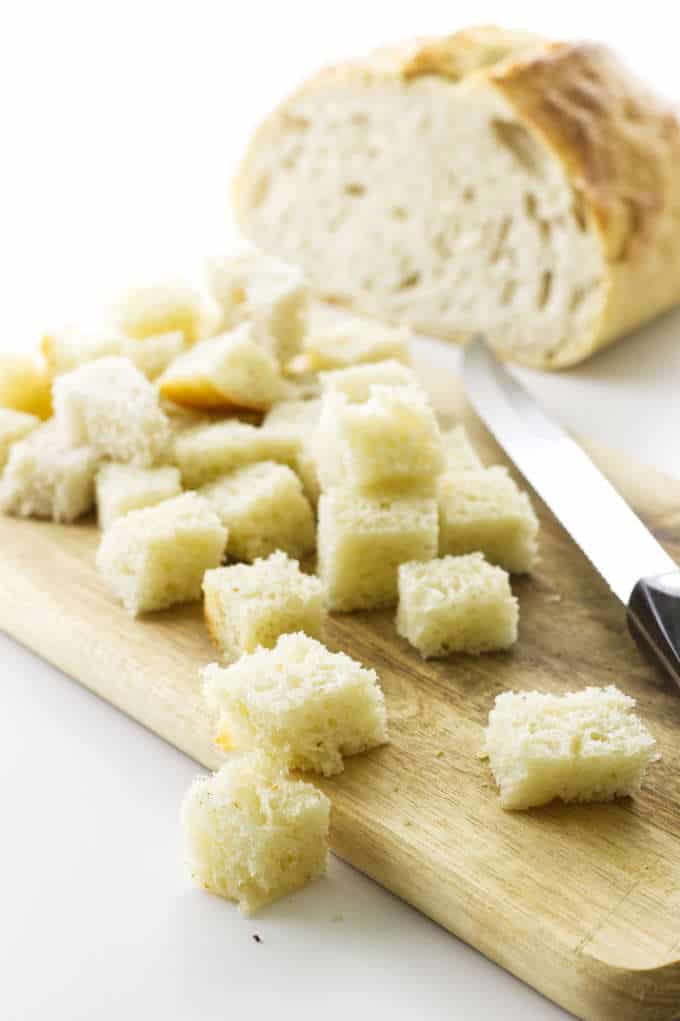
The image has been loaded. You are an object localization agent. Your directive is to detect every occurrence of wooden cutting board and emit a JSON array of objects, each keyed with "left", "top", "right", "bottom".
[{"left": 1, "top": 365, "right": 680, "bottom": 1021}]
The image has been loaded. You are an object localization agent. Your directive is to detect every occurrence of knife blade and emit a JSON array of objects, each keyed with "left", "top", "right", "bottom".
[{"left": 462, "top": 336, "right": 680, "bottom": 689}]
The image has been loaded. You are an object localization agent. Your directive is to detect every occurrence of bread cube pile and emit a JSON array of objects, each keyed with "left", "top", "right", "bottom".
[{"left": 0, "top": 240, "right": 658, "bottom": 911}]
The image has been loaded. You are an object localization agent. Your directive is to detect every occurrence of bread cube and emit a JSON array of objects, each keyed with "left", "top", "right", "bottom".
[
  {"left": 203, "top": 632, "right": 388, "bottom": 776},
  {"left": 396, "top": 554, "right": 518, "bottom": 658},
  {"left": 438, "top": 467, "right": 538, "bottom": 574},
  {"left": 95, "top": 463, "right": 182, "bottom": 530},
  {"left": 263, "top": 398, "right": 321, "bottom": 504},
  {"left": 317, "top": 385, "right": 444, "bottom": 495},
  {"left": 0, "top": 408, "right": 40, "bottom": 471},
  {"left": 111, "top": 279, "right": 215, "bottom": 344},
  {"left": 158, "top": 323, "right": 286, "bottom": 412},
  {"left": 319, "top": 359, "right": 417, "bottom": 403},
  {"left": 173, "top": 420, "right": 299, "bottom": 488},
  {"left": 207, "top": 247, "right": 308, "bottom": 365},
  {"left": 441, "top": 425, "right": 483, "bottom": 472},
  {"left": 0, "top": 353, "right": 52, "bottom": 419},
  {"left": 304, "top": 318, "right": 411, "bottom": 371},
  {"left": 318, "top": 488, "right": 438, "bottom": 611},
  {"left": 181, "top": 750, "right": 330, "bottom": 914},
  {"left": 123, "top": 331, "right": 186, "bottom": 380},
  {"left": 201, "top": 461, "right": 315, "bottom": 563},
  {"left": 484, "top": 686, "right": 659, "bottom": 811},
  {"left": 203, "top": 551, "right": 326, "bottom": 659},
  {"left": 53, "top": 357, "right": 170, "bottom": 467},
  {"left": 41, "top": 328, "right": 124, "bottom": 376},
  {"left": 0, "top": 421, "right": 97, "bottom": 522},
  {"left": 96, "top": 492, "right": 228, "bottom": 615}
]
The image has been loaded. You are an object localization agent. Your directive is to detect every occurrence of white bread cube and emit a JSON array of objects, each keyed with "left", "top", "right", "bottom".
[
  {"left": 41, "top": 329, "right": 124, "bottom": 376},
  {"left": 0, "top": 353, "right": 52, "bottom": 419},
  {"left": 181, "top": 750, "right": 330, "bottom": 914},
  {"left": 203, "top": 551, "right": 326, "bottom": 659},
  {"left": 0, "top": 409, "right": 40, "bottom": 471},
  {"left": 438, "top": 467, "right": 539, "bottom": 574},
  {"left": 484, "top": 686, "right": 659, "bottom": 811},
  {"left": 207, "top": 246, "right": 308, "bottom": 366},
  {"left": 201, "top": 461, "right": 315, "bottom": 563},
  {"left": 203, "top": 632, "right": 388, "bottom": 776},
  {"left": 173, "top": 420, "right": 299, "bottom": 488},
  {"left": 96, "top": 492, "right": 228, "bottom": 615},
  {"left": 263, "top": 398, "right": 321, "bottom": 504},
  {"left": 318, "top": 385, "right": 444, "bottom": 495},
  {"left": 319, "top": 359, "right": 417, "bottom": 403},
  {"left": 396, "top": 554, "right": 518, "bottom": 658},
  {"left": 441, "top": 425, "right": 483, "bottom": 472},
  {"left": 318, "top": 488, "right": 438, "bottom": 611},
  {"left": 95, "top": 463, "right": 182, "bottom": 530},
  {"left": 123, "top": 332, "right": 186, "bottom": 380},
  {"left": 158, "top": 323, "right": 286, "bottom": 412},
  {"left": 53, "top": 357, "right": 170, "bottom": 467},
  {"left": 111, "top": 279, "right": 216, "bottom": 344},
  {"left": 0, "top": 421, "right": 97, "bottom": 522},
  {"left": 304, "top": 318, "right": 410, "bottom": 371}
]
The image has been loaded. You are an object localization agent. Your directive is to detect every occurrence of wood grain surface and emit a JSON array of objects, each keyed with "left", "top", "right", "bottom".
[{"left": 1, "top": 365, "right": 679, "bottom": 1021}]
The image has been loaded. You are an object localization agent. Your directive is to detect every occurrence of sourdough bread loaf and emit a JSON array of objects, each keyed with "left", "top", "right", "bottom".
[{"left": 234, "top": 26, "right": 680, "bottom": 368}]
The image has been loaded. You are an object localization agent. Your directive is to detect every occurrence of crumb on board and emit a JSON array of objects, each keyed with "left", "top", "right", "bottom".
[{"left": 252, "top": 933, "right": 262, "bottom": 944}]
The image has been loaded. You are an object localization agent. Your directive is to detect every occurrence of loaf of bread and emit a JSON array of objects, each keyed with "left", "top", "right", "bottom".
[
  {"left": 318, "top": 487, "right": 438, "bottom": 611},
  {"left": 302, "top": 318, "right": 410, "bottom": 371},
  {"left": 234, "top": 27, "right": 680, "bottom": 368},
  {"left": 95, "top": 463, "right": 182, "bottom": 530},
  {"left": 397, "top": 553, "right": 518, "bottom": 658},
  {"left": 317, "top": 384, "right": 444, "bottom": 495},
  {"left": 438, "top": 466, "right": 538, "bottom": 573},
  {"left": 0, "top": 353, "right": 52, "bottom": 419},
  {"left": 173, "top": 419, "right": 300, "bottom": 487},
  {"left": 207, "top": 246, "right": 308, "bottom": 366},
  {"left": 200, "top": 460, "right": 315, "bottom": 562},
  {"left": 483, "top": 686, "right": 659, "bottom": 810},
  {"left": 203, "top": 632, "right": 388, "bottom": 776},
  {"left": 53, "top": 357, "right": 171, "bottom": 467},
  {"left": 203, "top": 551, "right": 327, "bottom": 659},
  {"left": 96, "top": 492, "right": 228, "bottom": 615},
  {"left": 0, "top": 421, "right": 98, "bottom": 523},
  {"left": 0, "top": 409, "right": 40, "bottom": 471},
  {"left": 111, "top": 279, "right": 218, "bottom": 344},
  {"left": 158, "top": 323, "right": 287, "bottom": 412},
  {"left": 181, "top": 750, "right": 330, "bottom": 914},
  {"left": 319, "top": 359, "right": 417, "bottom": 403}
]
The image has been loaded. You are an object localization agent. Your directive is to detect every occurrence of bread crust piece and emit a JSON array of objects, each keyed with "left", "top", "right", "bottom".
[{"left": 234, "top": 27, "right": 680, "bottom": 369}]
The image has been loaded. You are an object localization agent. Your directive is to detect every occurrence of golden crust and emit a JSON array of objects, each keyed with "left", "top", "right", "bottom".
[{"left": 234, "top": 27, "right": 680, "bottom": 368}]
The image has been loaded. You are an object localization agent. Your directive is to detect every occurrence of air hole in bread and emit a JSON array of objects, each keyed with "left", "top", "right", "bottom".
[
  {"left": 491, "top": 119, "right": 542, "bottom": 176},
  {"left": 396, "top": 272, "right": 421, "bottom": 291},
  {"left": 344, "top": 182, "right": 365, "bottom": 197},
  {"left": 282, "top": 113, "right": 310, "bottom": 131},
  {"left": 250, "top": 174, "right": 271, "bottom": 208},
  {"left": 538, "top": 270, "right": 553, "bottom": 309},
  {"left": 572, "top": 191, "right": 587, "bottom": 231},
  {"left": 432, "top": 233, "right": 452, "bottom": 259},
  {"left": 500, "top": 279, "right": 517, "bottom": 305},
  {"left": 524, "top": 194, "right": 538, "bottom": 219},
  {"left": 490, "top": 218, "right": 512, "bottom": 263},
  {"left": 462, "top": 186, "right": 475, "bottom": 202},
  {"left": 351, "top": 112, "right": 369, "bottom": 126},
  {"left": 391, "top": 206, "right": 408, "bottom": 220}
]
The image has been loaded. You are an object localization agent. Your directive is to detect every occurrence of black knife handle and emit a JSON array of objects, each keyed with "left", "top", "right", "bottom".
[{"left": 627, "top": 571, "right": 680, "bottom": 691}]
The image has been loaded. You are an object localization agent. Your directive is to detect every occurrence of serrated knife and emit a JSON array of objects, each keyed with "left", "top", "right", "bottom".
[{"left": 463, "top": 336, "right": 680, "bottom": 690}]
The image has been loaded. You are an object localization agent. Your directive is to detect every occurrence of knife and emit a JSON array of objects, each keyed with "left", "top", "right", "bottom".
[{"left": 462, "top": 336, "right": 680, "bottom": 691}]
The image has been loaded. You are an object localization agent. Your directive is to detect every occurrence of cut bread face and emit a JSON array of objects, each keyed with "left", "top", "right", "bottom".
[
  {"left": 203, "top": 551, "right": 327, "bottom": 660},
  {"left": 42, "top": 328, "right": 186, "bottom": 381},
  {"left": 203, "top": 632, "right": 388, "bottom": 776},
  {"left": 319, "top": 359, "right": 417, "bottom": 403},
  {"left": 234, "top": 48, "right": 609, "bottom": 368},
  {"left": 396, "top": 553, "right": 518, "bottom": 658},
  {"left": 0, "top": 408, "right": 41, "bottom": 471},
  {"left": 0, "top": 353, "right": 53, "bottom": 419},
  {"left": 96, "top": 491, "right": 228, "bottom": 615},
  {"left": 181, "top": 750, "right": 330, "bottom": 914},
  {"left": 158, "top": 323, "right": 287, "bottom": 412},
  {"left": 441, "top": 425, "right": 483, "bottom": 472},
  {"left": 0, "top": 421, "right": 98, "bottom": 523},
  {"left": 201, "top": 461, "right": 315, "bottom": 563},
  {"left": 318, "top": 384, "right": 444, "bottom": 495},
  {"left": 303, "top": 318, "right": 411, "bottom": 371},
  {"left": 207, "top": 245, "right": 308, "bottom": 366},
  {"left": 174, "top": 420, "right": 300, "bottom": 488},
  {"left": 95, "top": 463, "right": 182, "bottom": 530},
  {"left": 262, "top": 398, "right": 321, "bottom": 504},
  {"left": 438, "top": 466, "right": 538, "bottom": 573},
  {"left": 111, "top": 279, "right": 218, "bottom": 344},
  {"left": 483, "top": 686, "right": 659, "bottom": 810},
  {"left": 318, "top": 488, "right": 438, "bottom": 611}
]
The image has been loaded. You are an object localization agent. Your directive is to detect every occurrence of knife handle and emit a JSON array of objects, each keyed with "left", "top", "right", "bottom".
[{"left": 627, "top": 572, "right": 680, "bottom": 691}]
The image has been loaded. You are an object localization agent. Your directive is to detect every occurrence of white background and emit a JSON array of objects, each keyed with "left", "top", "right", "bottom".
[{"left": 2, "top": 2, "right": 679, "bottom": 1019}]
